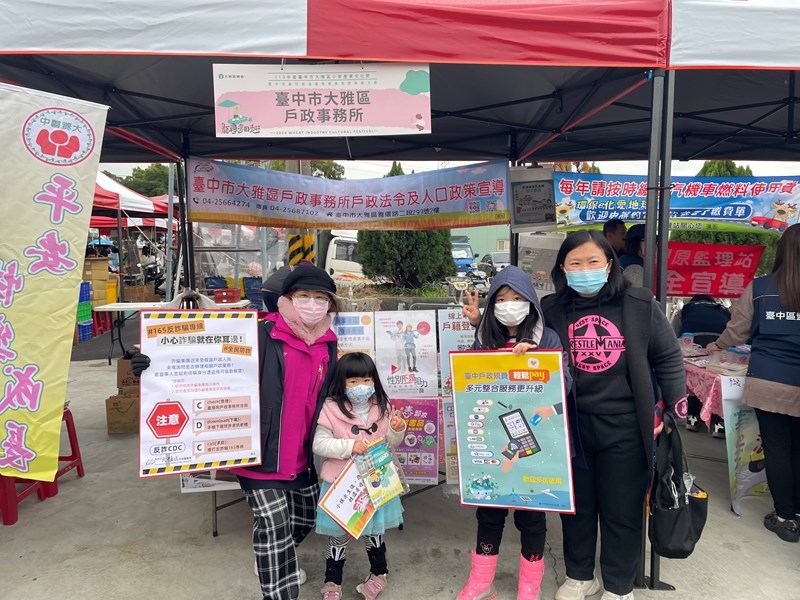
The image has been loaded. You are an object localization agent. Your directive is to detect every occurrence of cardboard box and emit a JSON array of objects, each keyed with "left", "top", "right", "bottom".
[
  {"left": 117, "top": 358, "right": 141, "bottom": 389},
  {"left": 105, "top": 392, "right": 139, "bottom": 434},
  {"left": 82, "top": 258, "right": 110, "bottom": 281},
  {"left": 125, "top": 284, "right": 155, "bottom": 302}
]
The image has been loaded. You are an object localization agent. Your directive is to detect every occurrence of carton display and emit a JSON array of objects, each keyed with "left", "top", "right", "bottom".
[
  {"left": 82, "top": 258, "right": 111, "bottom": 281},
  {"left": 105, "top": 392, "right": 139, "bottom": 434},
  {"left": 117, "top": 358, "right": 141, "bottom": 389}
]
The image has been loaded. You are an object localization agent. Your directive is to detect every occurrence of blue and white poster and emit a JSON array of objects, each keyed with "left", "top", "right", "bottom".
[
  {"left": 450, "top": 351, "right": 574, "bottom": 512},
  {"left": 188, "top": 157, "right": 510, "bottom": 230},
  {"left": 553, "top": 172, "right": 800, "bottom": 233}
]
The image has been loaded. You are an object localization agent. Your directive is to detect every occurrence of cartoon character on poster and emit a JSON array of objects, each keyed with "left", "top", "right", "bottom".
[{"left": 375, "top": 310, "right": 437, "bottom": 397}]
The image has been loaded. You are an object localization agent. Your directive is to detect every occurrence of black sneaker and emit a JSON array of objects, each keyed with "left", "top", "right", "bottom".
[
  {"left": 711, "top": 416, "right": 726, "bottom": 439},
  {"left": 764, "top": 512, "right": 800, "bottom": 543},
  {"left": 685, "top": 414, "right": 700, "bottom": 432}
]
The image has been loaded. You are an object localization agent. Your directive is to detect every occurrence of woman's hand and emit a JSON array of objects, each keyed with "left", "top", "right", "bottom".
[
  {"left": 390, "top": 409, "right": 405, "bottom": 432},
  {"left": 462, "top": 290, "right": 481, "bottom": 327},
  {"left": 511, "top": 341, "right": 538, "bottom": 355},
  {"left": 352, "top": 440, "right": 368, "bottom": 456},
  {"left": 706, "top": 341, "right": 721, "bottom": 352}
]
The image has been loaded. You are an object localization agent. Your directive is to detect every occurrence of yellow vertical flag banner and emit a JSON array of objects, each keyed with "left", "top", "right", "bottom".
[{"left": 0, "top": 83, "right": 108, "bottom": 481}]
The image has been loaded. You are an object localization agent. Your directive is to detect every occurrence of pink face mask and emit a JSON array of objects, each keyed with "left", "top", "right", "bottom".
[{"left": 292, "top": 296, "right": 330, "bottom": 325}]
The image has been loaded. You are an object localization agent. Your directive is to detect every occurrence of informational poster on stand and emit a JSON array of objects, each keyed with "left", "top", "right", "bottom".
[
  {"left": 721, "top": 379, "right": 770, "bottom": 515},
  {"left": 393, "top": 397, "right": 440, "bottom": 485},
  {"left": 441, "top": 397, "right": 459, "bottom": 484},
  {"left": 450, "top": 351, "right": 573, "bottom": 512},
  {"left": 375, "top": 310, "right": 437, "bottom": 398},
  {"left": 333, "top": 312, "right": 376, "bottom": 358},
  {"left": 517, "top": 233, "right": 565, "bottom": 300},
  {"left": 437, "top": 308, "right": 478, "bottom": 395},
  {"left": 138, "top": 311, "right": 261, "bottom": 478},
  {"left": 509, "top": 166, "right": 556, "bottom": 232}
]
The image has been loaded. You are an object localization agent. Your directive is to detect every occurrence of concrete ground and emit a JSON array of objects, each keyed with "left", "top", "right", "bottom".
[{"left": 3, "top": 329, "right": 800, "bottom": 599}]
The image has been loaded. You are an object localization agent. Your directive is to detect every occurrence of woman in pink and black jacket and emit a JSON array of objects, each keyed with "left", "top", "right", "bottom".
[{"left": 232, "top": 265, "right": 339, "bottom": 600}]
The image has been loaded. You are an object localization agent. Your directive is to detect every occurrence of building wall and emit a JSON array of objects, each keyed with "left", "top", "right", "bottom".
[{"left": 450, "top": 224, "right": 510, "bottom": 259}]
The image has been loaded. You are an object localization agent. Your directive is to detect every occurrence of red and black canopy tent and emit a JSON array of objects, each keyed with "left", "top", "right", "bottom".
[
  {"left": 1, "top": 0, "right": 798, "bottom": 295},
  {"left": 2, "top": 0, "right": 799, "bottom": 585}
]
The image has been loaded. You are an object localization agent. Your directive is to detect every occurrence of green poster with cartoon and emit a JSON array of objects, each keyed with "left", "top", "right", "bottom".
[{"left": 450, "top": 351, "right": 574, "bottom": 512}]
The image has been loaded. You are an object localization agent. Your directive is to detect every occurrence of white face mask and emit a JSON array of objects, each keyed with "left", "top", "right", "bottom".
[{"left": 494, "top": 301, "right": 530, "bottom": 327}]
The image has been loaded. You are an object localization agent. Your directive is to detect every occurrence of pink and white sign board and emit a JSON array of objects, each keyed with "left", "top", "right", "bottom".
[{"left": 213, "top": 63, "right": 431, "bottom": 138}]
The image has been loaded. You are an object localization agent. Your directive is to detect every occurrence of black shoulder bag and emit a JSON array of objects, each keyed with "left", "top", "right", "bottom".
[{"left": 649, "top": 412, "right": 708, "bottom": 559}]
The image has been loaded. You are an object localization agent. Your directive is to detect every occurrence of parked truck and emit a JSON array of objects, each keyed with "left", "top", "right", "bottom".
[
  {"left": 317, "top": 230, "right": 373, "bottom": 285},
  {"left": 450, "top": 235, "right": 478, "bottom": 273}
]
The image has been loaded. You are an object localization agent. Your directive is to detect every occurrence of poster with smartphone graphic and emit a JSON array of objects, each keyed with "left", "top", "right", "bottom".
[{"left": 450, "top": 350, "right": 573, "bottom": 512}]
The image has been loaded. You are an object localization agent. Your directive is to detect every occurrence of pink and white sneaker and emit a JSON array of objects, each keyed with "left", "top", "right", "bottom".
[
  {"left": 356, "top": 573, "right": 388, "bottom": 599},
  {"left": 321, "top": 582, "right": 342, "bottom": 600}
]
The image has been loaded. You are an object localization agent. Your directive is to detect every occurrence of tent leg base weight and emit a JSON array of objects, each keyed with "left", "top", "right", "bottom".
[{"left": 645, "top": 577, "right": 675, "bottom": 591}]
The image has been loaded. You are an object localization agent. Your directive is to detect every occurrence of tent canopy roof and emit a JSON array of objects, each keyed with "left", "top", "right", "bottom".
[{"left": 1, "top": 1, "right": 798, "bottom": 164}]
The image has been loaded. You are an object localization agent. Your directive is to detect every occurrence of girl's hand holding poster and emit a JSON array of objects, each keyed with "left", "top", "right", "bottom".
[{"left": 450, "top": 350, "right": 574, "bottom": 512}]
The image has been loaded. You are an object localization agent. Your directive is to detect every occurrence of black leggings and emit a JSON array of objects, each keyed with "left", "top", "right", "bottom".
[
  {"left": 754, "top": 408, "right": 800, "bottom": 519},
  {"left": 475, "top": 507, "right": 546, "bottom": 561}
]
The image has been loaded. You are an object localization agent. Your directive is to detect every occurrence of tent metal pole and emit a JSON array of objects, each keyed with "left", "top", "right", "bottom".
[
  {"left": 165, "top": 163, "right": 176, "bottom": 300},
  {"left": 642, "top": 70, "right": 664, "bottom": 294},
  {"left": 177, "top": 161, "right": 192, "bottom": 291},
  {"left": 656, "top": 71, "right": 675, "bottom": 305},
  {"left": 116, "top": 208, "right": 124, "bottom": 302},
  {"left": 233, "top": 225, "right": 242, "bottom": 290},
  {"left": 635, "top": 68, "right": 664, "bottom": 593}
]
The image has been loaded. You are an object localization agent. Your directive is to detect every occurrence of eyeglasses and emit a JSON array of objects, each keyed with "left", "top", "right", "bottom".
[
  {"left": 292, "top": 296, "right": 329, "bottom": 307},
  {"left": 351, "top": 423, "right": 378, "bottom": 435}
]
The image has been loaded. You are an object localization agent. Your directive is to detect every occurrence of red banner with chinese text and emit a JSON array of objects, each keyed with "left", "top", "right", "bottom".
[{"left": 666, "top": 242, "right": 764, "bottom": 298}]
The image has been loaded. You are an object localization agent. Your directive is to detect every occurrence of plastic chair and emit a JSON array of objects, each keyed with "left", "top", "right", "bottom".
[
  {"left": 92, "top": 311, "right": 112, "bottom": 336},
  {"left": 41, "top": 408, "right": 85, "bottom": 498},
  {"left": 0, "top": 475, "right": 47, "bottom": 526}
]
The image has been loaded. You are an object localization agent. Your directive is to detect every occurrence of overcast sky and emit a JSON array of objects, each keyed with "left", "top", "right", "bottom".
[{"left": 101, "top": 159, "right": 800, "bottom": 182}]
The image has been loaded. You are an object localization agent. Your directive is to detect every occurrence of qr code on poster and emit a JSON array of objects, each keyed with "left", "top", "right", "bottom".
[
  {"left": 467, "top": 200, "right": 480, "bottom": 214},
  {"left": 486, "top": 200, "right": 498, "bottom": 212}
]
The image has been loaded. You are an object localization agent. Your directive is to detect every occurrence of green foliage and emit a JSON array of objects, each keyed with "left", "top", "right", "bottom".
[
  {"left": 105, "top": 164, "right": 170, "bottom": 197},
  {"left": 670, "top": 229, "right": 777, "bottom": 275},
  {"left": 384, "top": 161, "right": 405, "bottom": 177},
  {"left": 310, "top": 160, "right": 345, "bottom": 180},
  {"left": 359, "top": 160, "right": 456, "bottom": 287},
  {"left": 696, "top": 160, "right": 753, "bottom": 177},
  {"left": 358, "top": 230, "right": 456, "bottom": 287},
  {"left": 233, "top": 160, "right": 344, "bottom": 179}
]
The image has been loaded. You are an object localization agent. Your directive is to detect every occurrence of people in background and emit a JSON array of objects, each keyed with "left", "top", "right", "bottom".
[
  {"left": 707, "top": 224, "right": 800, "bottom": 544},
  {"left": 458, "top": 266, "right": 571, "bottom": 600},
  {"left": 541, "top": 230, "right": 685, "bottom": 600},
  {"left": 602, "top": 218, "right": 627, "bottom": 255},
  {"left": 313, "top": 352, "right": 406, "bottom": 600},
  {"left": 619, "top": 224, "right": 646, "bottom": 287},
  {"left": 674, "top": 295, "right": 732, "bottom": 437}
]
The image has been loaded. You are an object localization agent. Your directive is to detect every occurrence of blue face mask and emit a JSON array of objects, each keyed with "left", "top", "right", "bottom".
[
  {"left": 346, "top": 384, "right": 375, "bottom": 407},
  {"left": 564, "top": 266, "right": 609, "bottom": 295}
]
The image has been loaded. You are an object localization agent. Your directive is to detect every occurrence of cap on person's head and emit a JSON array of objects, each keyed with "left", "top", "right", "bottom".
[
  {"left": 626, "top": 224, "right": 646, "bottom": 242},
  {"left": 281, "top": 265, "right": 336, "bottom": 295}
]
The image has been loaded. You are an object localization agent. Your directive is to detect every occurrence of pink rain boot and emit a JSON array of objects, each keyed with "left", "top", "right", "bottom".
[
  {"left": 456, "top": 551, "right": 498, "bottom": 600},
  {"left": 517, "top": 555, "right": 545, "bottom": 600}
]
